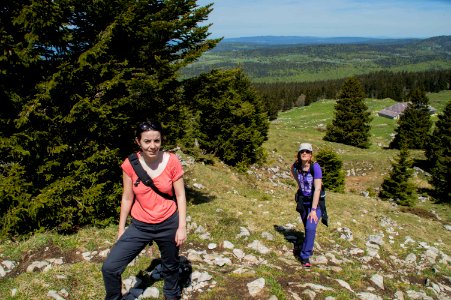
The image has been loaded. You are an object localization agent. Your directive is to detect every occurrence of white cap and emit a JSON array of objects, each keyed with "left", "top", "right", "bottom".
[{"left": 298, "top": 143, "right": 313, "bottom": 152}]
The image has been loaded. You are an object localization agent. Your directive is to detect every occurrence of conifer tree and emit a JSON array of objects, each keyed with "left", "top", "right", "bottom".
[
  {"left": 0, "top": 0, "right": 220, "bottom": 236},
  {"left": 182, "top": 69, "right": 269, "bottom": 168},
  {"left": 323, "top": 77, "right": 372, "bottom": 148},
  {"left": 389, "top": 88, "right": 432, "bottom": 149},
  {"left": 315, "top": 148, "right": 345, "bottom": 193},
  {"left": 426, "top": 101, "right": 451, "bottom": 204},
  {"left": 379, "top": 148, "right": 417, "bottom": 206}
]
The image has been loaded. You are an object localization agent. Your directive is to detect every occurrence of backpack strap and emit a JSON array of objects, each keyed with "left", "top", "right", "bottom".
[
  {"left": 128, "top": 153, "right": 175, "bottom": 201},
  {"left": 310, "top": 161, "right": 326, "bottom": 195},
  {"left": 309, "top": 161, "right": 316, "bottom": 178}
]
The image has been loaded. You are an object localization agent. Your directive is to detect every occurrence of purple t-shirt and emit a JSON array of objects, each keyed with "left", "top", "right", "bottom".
[{"left": 295, "top": 162, "right": 322, "bottom": 197}]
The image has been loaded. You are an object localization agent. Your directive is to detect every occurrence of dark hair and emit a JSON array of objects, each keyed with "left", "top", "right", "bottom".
[{"left": 135, "top": 120, "right": 163, "bottom": 140}]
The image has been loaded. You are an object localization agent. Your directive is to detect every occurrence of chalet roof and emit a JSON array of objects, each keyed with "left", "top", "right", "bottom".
[
  {"left": 378, "top": 102, "right": 409, "bottom": 119},
  {"left": 378, "top": 102, "right": 437, "bottom": 119}
]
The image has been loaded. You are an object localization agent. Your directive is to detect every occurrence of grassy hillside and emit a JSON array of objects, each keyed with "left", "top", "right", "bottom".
[{"left": 0, "top": 93, "right": 450, "bottom": 299}]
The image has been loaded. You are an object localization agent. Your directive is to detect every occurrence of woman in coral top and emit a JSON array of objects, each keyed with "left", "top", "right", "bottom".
[{"left": 102, "top": 120, "right": 187, "bottom": 300}]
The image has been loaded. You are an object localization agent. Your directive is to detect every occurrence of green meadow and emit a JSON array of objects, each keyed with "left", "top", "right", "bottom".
[{"left": 1, "top": 91, "right": 449, "bottom": 299}]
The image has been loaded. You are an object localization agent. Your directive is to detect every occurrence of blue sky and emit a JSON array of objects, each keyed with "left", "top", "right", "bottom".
[{"left": 197, "top": 0, "right": 451, "bottom": 38}]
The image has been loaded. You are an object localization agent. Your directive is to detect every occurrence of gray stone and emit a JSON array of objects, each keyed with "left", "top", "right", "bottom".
[
  {"left": 261, "top": 231, "right": 274, "bottom": 240},
  {"left": 247, "top": 278, "right": 265, "bottom": 297},
  {"left": 140, "top": 287, "right": 159, "bottom": 299},
  {"left": 233, "top": 248, "right": 245, "bottom": 259},
  {"left": 47, "top": 290, "right": 65, "bottom": 300},
  {"left": 350, "top": 248, "right": 364, "bottom": 255},
  {"left": 199, "top": 232, "right": 211, "bottom": 240},
  {"left": 367, "top": 234, "right": 384, "bottom": 246},
  {"left": 237, "top": 227, "right": 251, "bottom": 238},
  {"left": 312, "top": 255, "right": 328, "bottom": 265},
  {"left": 338, "top": 227, "right": 353, "bottom": 241},
  {"left": 2, "top": 260, "right": 16, "bottom": 270},
  {"left": 299, "top": 283, "right": 334, "bottom": 292},
  {"left": 356, "top": 292, "right": 383, "bottom": 300},
  {"left": 370, "top": 274, "right": 384, "bottom": 290},
  {"left": 405, "top": 253, "right": 417, "bottom": 264},
  {"left": 335, "top": 279, "right": 354, "bottom": 292},
  {"left": 193, "top": 183, "right": 205, "bottom": 189},
  {"left": 198, "top": 271, "right": 213, "bottom": 282},
  {"left": 406, "top": 290, "right": 434, "bottom": 300},
  {"left": 302, "top": 289, "right": 316, "bottom": 300},
  {"left": 247, "top": 240, "right": 270, "bottom": 254},
  {"left": 223, "top": 240, "right": 234, "bottom": 249},
  {"left": 394, "top": 290, "right": 404, "bottom": 300},
  {"left": 26, "top": 261, "right": 50, "bottom": 273},
  {"left": 214, "top": 256, "right": 232, "bottom": 267}
]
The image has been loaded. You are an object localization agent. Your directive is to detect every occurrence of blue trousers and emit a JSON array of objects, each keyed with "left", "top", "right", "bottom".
[
  {"left": 102, "top": 212, "right": 180, "bottom": 300},
  {"left": 300, "top": 204, "right": 322, "bottom": 261}
]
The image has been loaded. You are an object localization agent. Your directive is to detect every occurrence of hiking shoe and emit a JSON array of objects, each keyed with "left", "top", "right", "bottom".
[{"left": 300, "top": 258, "right": 311, "bottom": 268}]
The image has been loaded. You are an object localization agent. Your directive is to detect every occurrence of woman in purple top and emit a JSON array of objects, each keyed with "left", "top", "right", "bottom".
[{"left": 291, "top": 143, "right": 323, "bottom": 268}]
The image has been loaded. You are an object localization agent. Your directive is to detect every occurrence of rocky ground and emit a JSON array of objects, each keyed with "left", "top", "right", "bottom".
[{"left": 1, "top": 211, "right": 450, "bottom": 299}]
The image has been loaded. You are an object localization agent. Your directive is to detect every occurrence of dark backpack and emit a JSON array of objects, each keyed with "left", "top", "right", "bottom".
[{"left": 178, "top": 256, "right": 192, "bottom": 288}]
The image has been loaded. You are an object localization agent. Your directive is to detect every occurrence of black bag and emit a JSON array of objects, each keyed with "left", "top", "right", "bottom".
[
  {"left": 319, "top": 192, "right": 328, "bottom": 227},
  {"left": 128, "top": 153, "right": 176, "bottom": 201},
  {"left": 295, "top": 191, "right": 306, "bottom": 214},
  {"left": 178, "top": 256, "right": 192, "bottom": 288}
]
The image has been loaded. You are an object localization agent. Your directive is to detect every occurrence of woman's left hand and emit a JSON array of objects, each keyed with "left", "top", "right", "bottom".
[
  {"left": 308, "top": 210, "right": 318, "bottom": 224},
  {"left": 175, "top": 226, "right": 187, "bottom": 247}
]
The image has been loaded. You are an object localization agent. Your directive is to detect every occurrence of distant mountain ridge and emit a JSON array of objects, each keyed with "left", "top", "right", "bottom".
[{"left": 221, "top": 35, "right": 422, "bottom": 46}]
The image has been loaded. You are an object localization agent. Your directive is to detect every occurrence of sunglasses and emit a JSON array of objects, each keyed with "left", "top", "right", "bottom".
[
  {"left": 135, "top": 121, "right": 163, "bottom": 138},
  {"left": 299, "top": 150, "right": 312, "bottom": 154},
  {"left": 140, "top": 123, "right": 157, "bottom": 131}
]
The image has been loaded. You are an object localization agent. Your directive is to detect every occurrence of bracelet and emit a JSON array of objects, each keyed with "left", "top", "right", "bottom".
[{"left": 311, "top": 208, "right": 317, "bottom": 211}]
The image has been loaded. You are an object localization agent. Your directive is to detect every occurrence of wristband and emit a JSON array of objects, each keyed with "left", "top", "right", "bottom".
[{"left": 311, "top": 208, "right": 317, "bottom": 211}]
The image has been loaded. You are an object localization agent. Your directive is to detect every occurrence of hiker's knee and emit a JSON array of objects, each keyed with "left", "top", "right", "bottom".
[{"left": 102, "top": 260, "right": 122, "bottom": 276}]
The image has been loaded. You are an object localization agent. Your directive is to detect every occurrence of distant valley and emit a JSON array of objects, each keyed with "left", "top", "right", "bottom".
[{"left": 182, "top": 35, "right": 451, "bottom": 83}]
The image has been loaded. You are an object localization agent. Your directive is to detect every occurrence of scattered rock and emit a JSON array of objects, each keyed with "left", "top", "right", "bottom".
[
  {"left": 247, "top": 240, "right": 271, "bottom": 254},
  {"left": 141, "top": 287, "right": 159, "bottom": 298},
  {"left": 223, "top": 240, "right": 234, "bottom": 249},
  {"left": 357, "top": 292, "right": 383, "bottom": 300},
  {"left": 335, "top": 279, "right": 354, "bottom": 293},
  {"left": 237, "top": 227, "right": 251, "bottom": 239},
  {"left": 193, "top": 183, "right": 205, "bottom": 189},
  {"left": 338, "top": 227, "right": 353, "bottom": 241},
  {"left": 247, "top": 278, "right": 265, "bottom": 297},
  {"left": 47, "top": 290, "right": 66, "bottom": 300},
  {"left": 370, "top": 274, "right": 384, "bottom": 290}
]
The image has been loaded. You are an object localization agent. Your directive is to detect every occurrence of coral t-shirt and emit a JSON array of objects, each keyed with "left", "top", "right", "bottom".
[{"left": 121, "top": 152, "right": 184, "bottom": 224}]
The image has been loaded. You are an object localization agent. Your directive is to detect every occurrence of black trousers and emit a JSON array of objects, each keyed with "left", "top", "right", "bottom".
[{"left": 102, "top": 212, "right": 180, "bottom": 299}]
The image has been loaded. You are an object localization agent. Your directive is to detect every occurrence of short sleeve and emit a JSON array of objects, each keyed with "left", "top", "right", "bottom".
[
  {"left": 121, "top": 156, "right": 134, "bottom": 178},
  {"left": 313, "top": 162, "right": 322, "bottom": 179},
  {"left": 169, "top": 153, "right": 184, "bottom": 182}
]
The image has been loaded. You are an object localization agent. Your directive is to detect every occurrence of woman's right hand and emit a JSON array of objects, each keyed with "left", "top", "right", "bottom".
[{"left": 117, "top": 227, "right": 125, "bottom": 240}]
